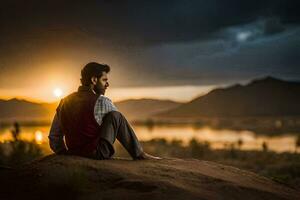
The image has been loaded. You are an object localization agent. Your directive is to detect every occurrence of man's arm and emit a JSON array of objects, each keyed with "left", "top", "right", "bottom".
[
  {"left": 48, "top": 113, "right": 67, "bottom": 154},
  {"left": 94, "top": 95, "right": 118, "bottom": 125}
]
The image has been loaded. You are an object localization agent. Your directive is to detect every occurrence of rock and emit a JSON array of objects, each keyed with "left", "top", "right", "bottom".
[{"left": 0, "top": 155, "right": 299, "bottom": 200}]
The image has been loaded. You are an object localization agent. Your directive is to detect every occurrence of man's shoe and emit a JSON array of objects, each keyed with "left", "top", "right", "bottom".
[{"left": 134, "top": 152, "right": 162, "bottom": 160}]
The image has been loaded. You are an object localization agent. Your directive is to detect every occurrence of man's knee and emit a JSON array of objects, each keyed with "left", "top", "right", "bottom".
[{"left": 105, "top": 111, "right": 123, "bottom": 120}]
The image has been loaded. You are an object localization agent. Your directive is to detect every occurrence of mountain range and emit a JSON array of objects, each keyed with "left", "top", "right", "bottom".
[
  {"left": 0, "top": 98, "right": 181, "bottom": 122},
  {"left": 0, "top": 98, "right": 58, "bottom": 122},
  {"left": 156, "top": 76, "right": 300, "bottom": 119},
  {"left": 1, "top": 76, "right": 300, "bottom": 123},
  {"left": 115, "top": 99, "right": 181, "bottom": 121}
]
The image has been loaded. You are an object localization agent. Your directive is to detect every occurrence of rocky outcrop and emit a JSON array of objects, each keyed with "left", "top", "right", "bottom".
[{"left": 0, "top": 155, "right": 299, "bottom": 200}]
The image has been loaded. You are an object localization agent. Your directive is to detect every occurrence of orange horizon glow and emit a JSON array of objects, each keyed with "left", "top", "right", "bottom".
[{"left": 0, "top": 85, "right": 217, "bottom": 103}]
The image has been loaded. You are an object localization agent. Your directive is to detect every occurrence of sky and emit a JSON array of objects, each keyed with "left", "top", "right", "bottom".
[{"left": 0, "top": 0, "right": 299, "bottom": 102}]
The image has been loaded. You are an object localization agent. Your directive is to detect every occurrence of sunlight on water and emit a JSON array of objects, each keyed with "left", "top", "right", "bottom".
[
  {"left": 35, "top": 131, "right": 44, "bottom": 144},
  {"left": 0, "top": 124, "right": 298, "bottom": 153},
  {"left": 132, "top": 125, "right": 298, "bottom": 152},
  {"left": 0, "top": 126, "right": 52, "bottom": 154}
]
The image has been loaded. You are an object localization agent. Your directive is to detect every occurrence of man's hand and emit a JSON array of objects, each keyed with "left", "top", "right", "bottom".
[{"left": 134, "top": 152, "right": 162, "bottom": 160}]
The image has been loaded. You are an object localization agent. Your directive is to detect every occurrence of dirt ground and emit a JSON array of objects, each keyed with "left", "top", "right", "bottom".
[{"left": 0, "top": 155, "right": 299, "bottom": 200}]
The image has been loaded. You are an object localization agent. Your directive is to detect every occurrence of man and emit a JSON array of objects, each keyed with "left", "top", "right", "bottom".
[{"left": 48, "top": 62, "right": 160, "bottom": 160}]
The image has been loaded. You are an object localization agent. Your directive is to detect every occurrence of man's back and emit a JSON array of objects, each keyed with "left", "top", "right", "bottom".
[{"left": 57, "top": 86, "right": 101, "bottom": 157}]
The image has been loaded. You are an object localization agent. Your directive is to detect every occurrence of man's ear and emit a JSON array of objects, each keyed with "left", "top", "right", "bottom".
[{"left": 91, "top": 76, "right": 98, "bottom": 85}]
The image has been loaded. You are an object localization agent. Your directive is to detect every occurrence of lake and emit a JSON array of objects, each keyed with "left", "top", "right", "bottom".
[{"left": 0, "top": 124, "right": 298, "bottom": 153}]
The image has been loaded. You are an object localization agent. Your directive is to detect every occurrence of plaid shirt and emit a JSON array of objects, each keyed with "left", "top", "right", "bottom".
[
  {"left": 48, "top": 94, "right": 118, "bottom": 154},
  {"left": 94, "top": 95, "right": 118, "bottom": 125}
]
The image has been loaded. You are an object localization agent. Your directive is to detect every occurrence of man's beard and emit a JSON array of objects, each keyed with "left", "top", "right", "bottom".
[{"left": 93, "top": 85, "right": 105, "bottom": 95}]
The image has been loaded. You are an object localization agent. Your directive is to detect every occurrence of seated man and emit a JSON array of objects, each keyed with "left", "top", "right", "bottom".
[{"left": 48, "top": 62, "right": 160, "bottom": 160}]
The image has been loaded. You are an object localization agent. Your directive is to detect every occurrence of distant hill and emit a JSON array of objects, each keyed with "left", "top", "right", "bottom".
[
  {"left": 156, "top": 76, "right": 300, "bottom": 118},
  {"left": 0, "top": 98, "right": 181, "bottom": 123},
  {"left": 2, "top": 76, "right": 299, "bottom": 124},
  {"left": 115, "top": 99, "right": 181, "bottom": 121},
  {"left": 0, "top": 98, "right": 57, "bottom": 122}
]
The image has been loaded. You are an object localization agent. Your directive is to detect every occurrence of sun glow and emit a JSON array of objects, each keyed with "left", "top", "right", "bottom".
[
  {"left": 35, "top": 131, "right": 44, "bottom": 144},
  {"left": 53, "top": 88, "right": 63, "bottom": 98}
]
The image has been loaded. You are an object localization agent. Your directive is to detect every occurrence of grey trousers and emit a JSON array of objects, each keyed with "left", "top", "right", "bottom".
[{"left": 95, "top": 111, "right": 143, "bottom": 159}]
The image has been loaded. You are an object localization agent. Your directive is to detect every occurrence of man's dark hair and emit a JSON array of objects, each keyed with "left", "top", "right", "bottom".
[{"left": 81, "top": 62, "right": 110, "bottom": 85}]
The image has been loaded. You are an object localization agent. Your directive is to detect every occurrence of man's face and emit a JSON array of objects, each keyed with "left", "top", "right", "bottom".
[{"left": 92, "top": 72, "right": 109, "bottom": 95}]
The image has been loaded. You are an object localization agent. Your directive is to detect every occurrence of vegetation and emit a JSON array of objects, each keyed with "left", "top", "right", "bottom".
[{"left": 0, "top": 140, "right": 43, "bottom": 167}]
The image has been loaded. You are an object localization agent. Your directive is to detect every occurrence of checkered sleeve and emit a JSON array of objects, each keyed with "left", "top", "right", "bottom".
[{"left": 94, "top": 95, "right": 118, "bottom": 125}]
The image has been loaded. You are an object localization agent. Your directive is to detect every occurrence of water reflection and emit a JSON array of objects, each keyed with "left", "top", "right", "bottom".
[
  {"left": 0, "top": 124, "right": 298, "bottom": 153},
  {"left": 133, "top": 125, "right": 297, "bottom": 152},
  {"left": 35, "top": 131, "right": 43, "bottom": 144}
]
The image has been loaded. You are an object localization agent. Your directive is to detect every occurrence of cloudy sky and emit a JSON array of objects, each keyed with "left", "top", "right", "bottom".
[{"left": 0, "top": 0, "right": 299, "bottom": 102}]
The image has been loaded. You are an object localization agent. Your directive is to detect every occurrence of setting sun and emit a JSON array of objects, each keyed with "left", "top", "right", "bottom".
[{"left": 53, "top": 88, "right": 63, "bottom": 98}]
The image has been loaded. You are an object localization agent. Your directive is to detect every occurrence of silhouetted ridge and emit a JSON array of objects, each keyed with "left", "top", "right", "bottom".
[
  {"left": 0, "top": 98, "right": 181, "bottom": 122},
  {"left": 0, "top": 99, "right": 58, "bottom": 121},
  {"left": 115, "top": 98, "right": 181, "bottom": 121},
  {"left": 158, "top": 76, "right": 300, "bottom": 118}
]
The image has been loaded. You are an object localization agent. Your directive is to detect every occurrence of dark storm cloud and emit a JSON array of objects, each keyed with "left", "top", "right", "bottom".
[
  {"left": 0, "top": 0, "right": 299, "bottom": 88},
  {"left": 118, "top": 26, "right": 300, "bottom": 86},
  {"left": 0, "top": 0, "right": 299, "bottom": 46}
]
